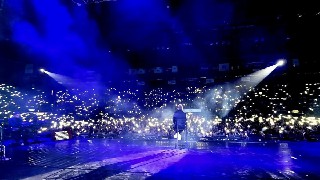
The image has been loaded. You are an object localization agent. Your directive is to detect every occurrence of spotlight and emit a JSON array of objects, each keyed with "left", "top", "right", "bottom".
[
  {"left": 39, "top": 69, "right": 45, "bottom": 73},
  {"left": 276, "top": 59, "right": 286, "bottom": 66}
]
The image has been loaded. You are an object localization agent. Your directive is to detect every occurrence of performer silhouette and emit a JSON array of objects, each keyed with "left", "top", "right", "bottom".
[{"left": 173, "top": 104, "right": 187, "bottom": 141}]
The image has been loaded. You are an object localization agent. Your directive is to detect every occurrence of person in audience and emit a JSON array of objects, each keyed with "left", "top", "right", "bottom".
[{"left": 8, "top": 112, "right": 26, "bottom": 145}]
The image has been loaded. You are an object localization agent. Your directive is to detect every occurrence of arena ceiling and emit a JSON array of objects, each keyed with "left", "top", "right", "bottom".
[{"left": 0, "top": 0, "right": 319, "bottom": 83}]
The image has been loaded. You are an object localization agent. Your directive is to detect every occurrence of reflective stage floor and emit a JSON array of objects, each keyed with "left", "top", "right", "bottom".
[{"left": 1, "top": 138, "right": 320, "bottom": 179}]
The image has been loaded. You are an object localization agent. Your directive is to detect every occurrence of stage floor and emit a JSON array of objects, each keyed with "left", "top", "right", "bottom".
[{"left": 1, "top": 138, "right": 320, "bottom": 179}]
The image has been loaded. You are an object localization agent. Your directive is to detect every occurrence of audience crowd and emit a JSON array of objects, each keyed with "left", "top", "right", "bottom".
[{"left": 0, "top": 80, "right": 319, "bottom": 143}]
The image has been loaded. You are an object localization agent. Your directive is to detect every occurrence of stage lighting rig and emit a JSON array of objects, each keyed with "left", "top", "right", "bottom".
[
  {"left": 39, "top": 68, "right": 47, "bottom": 73},
  {"left": 71, "top": 0, "right": 116, "bottom": 6},
  {"left": 276, "top": 59, "right": 286, "bottom": 66}
]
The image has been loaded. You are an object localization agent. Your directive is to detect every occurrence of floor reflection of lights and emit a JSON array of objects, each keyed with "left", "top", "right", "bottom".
[{"left": 22, "top": 149, "right": 188, "bottom": 179}]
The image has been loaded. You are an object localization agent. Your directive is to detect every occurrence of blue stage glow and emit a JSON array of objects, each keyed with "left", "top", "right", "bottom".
[{"left": 9, "top": 0, "right": 129, "bottom": 82}]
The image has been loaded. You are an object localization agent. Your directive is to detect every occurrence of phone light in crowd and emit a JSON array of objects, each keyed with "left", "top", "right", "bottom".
[{"left": 276, "top": 59, "right": 286, "bottom": 66}]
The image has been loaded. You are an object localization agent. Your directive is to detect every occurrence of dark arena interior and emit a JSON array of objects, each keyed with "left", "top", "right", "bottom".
[{"left": 1, "top": 0, "right": 320, "bottom": 179}]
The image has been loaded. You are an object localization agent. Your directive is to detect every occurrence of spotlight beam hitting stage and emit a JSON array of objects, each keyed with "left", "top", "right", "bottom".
[
  {"left": 39, "top": 59, "right": 285, "bottom": 120},
  {"left": 243, "top": 59, "right": 286, "bottom": 87},
  {"left": 233, "top": 59, "right": 286, "bottom": 109},
  {"left": 200, "top": 59, "right": 286, "bottom": 118},
  {"left": 40, "top": 69, "right": 77, "bottom": 88}
]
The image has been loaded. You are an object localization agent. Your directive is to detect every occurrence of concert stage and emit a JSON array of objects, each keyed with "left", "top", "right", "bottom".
[{"left": 1, "top": 137, "right": 320, "bottom": 179}]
